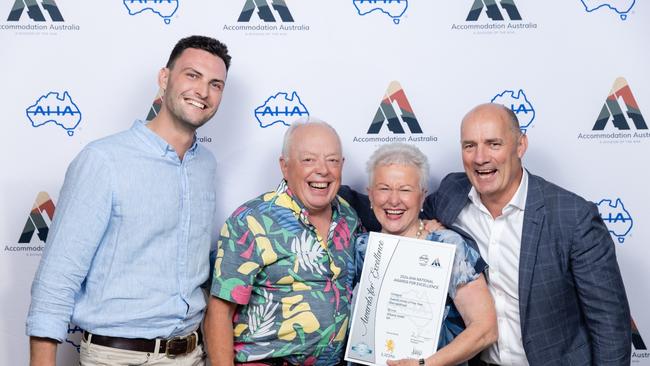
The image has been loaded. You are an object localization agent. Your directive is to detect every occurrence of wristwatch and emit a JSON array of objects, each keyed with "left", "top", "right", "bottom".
[{"left": 418, "top": 359, "right": 425, "bottom": 365}]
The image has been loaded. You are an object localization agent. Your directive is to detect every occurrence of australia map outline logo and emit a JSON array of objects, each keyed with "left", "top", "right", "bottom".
[
  {"left": 123, "top": 0, "right": 179, "bottom": 24},
  {"left": 491, "top": 89, "right": 535, "bottom": 133},
  {"left": 353, "top": 0, "right": 408, "bottom": 24},
  {"left": 596, "top": 198, "right": 633, "bottom": 243},
  {"left": 254, "top": 91, "right": 309, "bottom": 128},
  {"left": 580, "top": 0, "right": 636, "bottom": 20},
  {"left": 26, "top": 91, "right": 82, "bottom": 136}
]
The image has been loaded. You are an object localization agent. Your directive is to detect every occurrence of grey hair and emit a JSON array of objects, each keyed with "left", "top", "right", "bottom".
[
  {"left": 281, "top": 116, "right": 342, "bottom": 158},
  {"left": 366, "top": 143, "right": 429, "bottom": 190}
]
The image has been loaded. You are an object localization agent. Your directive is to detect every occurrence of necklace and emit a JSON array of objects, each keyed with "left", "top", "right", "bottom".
[{"left": 415, "top": 219, "right": 424, "bottom": 239}]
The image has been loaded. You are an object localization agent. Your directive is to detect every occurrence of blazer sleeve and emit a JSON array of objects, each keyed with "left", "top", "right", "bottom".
[
  {"left": 338, "top": 185, "right": 381, "bottom": 232},
  {"left": 571, "top": 201, "right": 631, "bottom": 365}
]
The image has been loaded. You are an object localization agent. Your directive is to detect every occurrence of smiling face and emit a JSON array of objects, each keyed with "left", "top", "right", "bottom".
[
  {"left": 158, "top": 47, "right": 227, "bottom": 132},
  {"left": 369, "top": 164, "right": 425, "bottom": 237},
  {"left": 280, "top": 124, "right": 344, "bottom": 217},
  {"left": 461, "top": 104, "right": 528, "bottom": 212}
]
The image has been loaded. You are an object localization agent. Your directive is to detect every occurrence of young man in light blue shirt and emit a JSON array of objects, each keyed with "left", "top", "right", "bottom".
[{"left": 26, "top": 35, "right": 231, "bottom": 366}]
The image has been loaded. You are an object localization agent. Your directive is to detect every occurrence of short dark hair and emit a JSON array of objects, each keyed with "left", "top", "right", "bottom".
[{"left": 166, "top": 35, "right": 231, "bottom": 70}]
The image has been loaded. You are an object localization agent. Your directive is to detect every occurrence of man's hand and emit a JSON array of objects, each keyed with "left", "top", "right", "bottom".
[{"left": 422, "top": 219, "right": 444, "bottom": 233}]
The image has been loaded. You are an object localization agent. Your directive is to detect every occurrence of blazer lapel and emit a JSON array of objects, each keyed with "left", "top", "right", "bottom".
[
  {"left": 440, "top": 176, "right": 472, "bottom": 226},
  {"left": 518, "top": 173, "right": 545, "bottom": 333}
]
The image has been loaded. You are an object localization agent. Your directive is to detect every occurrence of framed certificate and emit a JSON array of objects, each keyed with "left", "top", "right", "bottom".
[{"left": 345, "top": 231, "right": 456, "bottom": 365}]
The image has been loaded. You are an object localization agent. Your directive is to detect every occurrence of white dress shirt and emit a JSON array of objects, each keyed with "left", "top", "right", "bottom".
[{"left": 455, "top": 170, "right": 530, "bottom": 366}]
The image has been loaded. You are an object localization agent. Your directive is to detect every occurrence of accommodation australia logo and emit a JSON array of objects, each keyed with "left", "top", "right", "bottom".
[
  {"left": 223, "top": 0, "right": 309, "bottom": 34},
  {"left": 2, "top": 0, "right": 80, "bottom": 33},
  {"left": 5, "top": 192, "right": 55, "bottom": 255},
  {"left": 578, "top": 77, "right": 649, "bottom": 144},
  {"left": 632, "top": 317, "right": 649, "bottom": 359},
  {"left": 451, "top": 0, "right": 537, "bottom": 33},
  {"left": 353, "top": 81, "right": 437, "bottom": 145}
]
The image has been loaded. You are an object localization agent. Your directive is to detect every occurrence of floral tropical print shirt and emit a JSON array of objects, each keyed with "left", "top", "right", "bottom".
[
  {"left": 355, "top": 229, "right": 487, "bottom": 366},
  {"left": 211, "top": 180, "right": 363, "bottom": 366}
]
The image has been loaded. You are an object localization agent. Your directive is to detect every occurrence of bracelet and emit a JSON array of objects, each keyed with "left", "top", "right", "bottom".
[{"left": 418, "top": 358, "right": 425, "bottom": 365}]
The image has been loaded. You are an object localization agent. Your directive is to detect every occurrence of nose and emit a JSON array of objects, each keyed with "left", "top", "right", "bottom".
[
  {"left": 314, "top": 158, "right": 328, "bottom": 176},
  {"left": 195, "top": 81, "right": 209, "bottom": 99},
  {"left": 388, "top": 189, "right": 400, "bottom": 205},
  {"left": 474, "top": 144, "right": 488, "bottom": 165}
]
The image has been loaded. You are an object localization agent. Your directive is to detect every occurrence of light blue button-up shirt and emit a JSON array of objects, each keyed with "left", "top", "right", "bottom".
[{"left": 26, "top": 120, "right": 217, "bottom": 342}]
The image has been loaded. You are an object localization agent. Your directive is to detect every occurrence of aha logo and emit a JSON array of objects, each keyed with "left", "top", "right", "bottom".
[
  {"left": 580, "top": 0, "right": 636, "bottom": 20},
  {"left": 238, "top": 0, "right": 294, "bottom": 22},
  {"left": 7, "top": 0, "right": 64, "bottom": 22},
  {"left": 254, "top": 91, "right": 309, "bottom": 128},
  {"left": 368, "top": 81, "right": 422, "bottom": 134},
  {"left": 596, "top": 198, "right": 633, "bottom": 243},
  {"left": 353, "top": 0, "right": 408, "bottom": 25},
  {"left": 594, "top": 77, "right": 647, "bottom": 131},
  {"left": 466, "top": 0, "right": 522, "bottom": 21},
  {"left": 65, "top": 324, "right": 83, "bottom": 353},
  {"left": 19, "top": 192, "right": 55, "bottom": 244},
  {"left": 26, "top": 91, "right": 82, "bottom": 136},
  {"left": 418, "top": 254, "right": 441, "bottom": 267},
  {"left": 123, "top": 0, "right": 179, "bottom": 24},
  {"left": 491, "top": 89, "right": 535, "bottom": 133}
]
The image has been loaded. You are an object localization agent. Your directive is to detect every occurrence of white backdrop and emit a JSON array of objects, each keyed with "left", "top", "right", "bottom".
[{"left": 1, "top": 0, "right": 648, "bottom": 364}]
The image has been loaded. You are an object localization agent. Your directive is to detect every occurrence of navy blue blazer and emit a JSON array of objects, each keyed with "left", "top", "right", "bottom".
[{"left": 424, "top": 172, "right": 631, "bottom": 366}]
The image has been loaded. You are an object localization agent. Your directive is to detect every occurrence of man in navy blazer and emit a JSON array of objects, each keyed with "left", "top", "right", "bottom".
[{"left": 423, "top": 103, "right": 631, "bottom": 365}]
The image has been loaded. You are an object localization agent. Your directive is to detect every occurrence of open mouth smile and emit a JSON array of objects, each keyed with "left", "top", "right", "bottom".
[
  {"left": 185, "top": 98, "right": 206, "bottom": 110},
  {"left": 309, "top": 182, "right": 329, "bottom": 190}
]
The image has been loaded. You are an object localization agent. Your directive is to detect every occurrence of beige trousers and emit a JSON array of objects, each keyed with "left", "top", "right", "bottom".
[{"left": 79, "top": 333, "right": 206, "bottom": 366}]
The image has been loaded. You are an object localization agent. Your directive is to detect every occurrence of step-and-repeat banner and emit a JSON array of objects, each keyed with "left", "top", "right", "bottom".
[{"left": 1, "top": 0, "right": 648, "bottom": 364}]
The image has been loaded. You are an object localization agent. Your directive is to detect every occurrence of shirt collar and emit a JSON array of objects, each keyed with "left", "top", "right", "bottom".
[
  {"left": 467, "top": 168, "right": 529, "bottom": 214},
  {"left": 132, "top": 120, "right": 199, "bottom": 157}
]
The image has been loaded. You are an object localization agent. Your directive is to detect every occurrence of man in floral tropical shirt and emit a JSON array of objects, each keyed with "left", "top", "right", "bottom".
[{"left": 206, "top": 119, "right": 363, "bottom": 366}]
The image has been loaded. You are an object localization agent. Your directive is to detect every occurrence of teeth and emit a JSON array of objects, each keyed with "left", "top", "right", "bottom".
[
  {"left": 385, "top": 209, "right": 404, "bottom": 215},
  {"left": 310, "top": 182, "right": 328, "bottom": 189},
  {"left": 186, "top": 99, "right": 206, "bottom": 109},
  {"left": 477, "top": 169, "right": 495, "bottom": 175}
]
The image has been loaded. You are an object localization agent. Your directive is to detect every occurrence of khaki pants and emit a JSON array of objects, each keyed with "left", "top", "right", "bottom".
[{"left": 79, "top": 334, "right": 206, "bottom": 366}]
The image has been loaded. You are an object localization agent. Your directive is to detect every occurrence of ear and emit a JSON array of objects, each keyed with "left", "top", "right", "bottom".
[
  {"left": 158, "top": 67, "right": 169, "bottom": 91},
  {"left": 279, "top": 156, "right": 289, "bottom": 180},
  {"left": 517, "top": 133, "right": 528, "bottom": 159}
]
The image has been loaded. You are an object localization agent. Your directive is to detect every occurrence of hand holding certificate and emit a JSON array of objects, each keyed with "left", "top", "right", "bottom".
[{"left": 345, "top": 232, "right": 456, "bottom": 366}]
